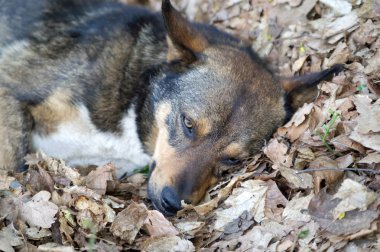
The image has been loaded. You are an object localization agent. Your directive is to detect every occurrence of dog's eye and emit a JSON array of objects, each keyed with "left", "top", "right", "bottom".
[
  {"left": 181, "top": 114, "right": 194, "bottom": 138},
  {"left": 222, "top": 158, "right": 242, "bottom": 166}
]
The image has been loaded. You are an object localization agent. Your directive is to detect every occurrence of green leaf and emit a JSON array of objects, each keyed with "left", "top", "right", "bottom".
[
  {"left": 356, "top": 84, "right": 366, "bottom": 91},
  {"left": 133, "top": 165, "right": 150, "bottom": 174},
  {"left": 63, "top": 210, "right": 76, "bottom": 227},
  {"left": 337, "top": 212, "right": 345, "bottom": 220},
  {"left": 298, "top": 229, "right": 309, "bottom": 239}
]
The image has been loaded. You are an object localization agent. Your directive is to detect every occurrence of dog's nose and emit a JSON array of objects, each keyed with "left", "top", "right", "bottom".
[{"left": 161, "top": 186, "right": 182, "bottom": 214}]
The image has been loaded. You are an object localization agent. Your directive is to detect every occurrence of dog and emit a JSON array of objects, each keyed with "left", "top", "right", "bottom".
[{"left": 0, "top": 0, "right": 342, "bottom": 215}]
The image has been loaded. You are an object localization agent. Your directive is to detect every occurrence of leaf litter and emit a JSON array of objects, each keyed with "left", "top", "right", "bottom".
[{"left": 1, "top": 0, "right": 380, "bottom": 251}]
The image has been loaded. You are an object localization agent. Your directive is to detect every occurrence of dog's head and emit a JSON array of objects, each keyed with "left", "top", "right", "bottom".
[{"left": 146, "top": 0, "right": 343, "bottom": 215}]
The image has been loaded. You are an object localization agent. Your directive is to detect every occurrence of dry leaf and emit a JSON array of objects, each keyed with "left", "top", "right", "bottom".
[
  {"left": 37, "top": 243, "right": 75, "bottom": 252},
  {"left": 292, "top": 55, "right": 309, "bottom": 73},
  {"left": 214, "top": 180, "right": 268, "bottom": 231},
  {"left": 331, "top": 134, "right": 366, "bottom": 153},
  {"left": 264, "top": 180, "right": 288, "bottom": 221},
  {"left": 350, "top": 131, "right": 380, "bottom": 152},
  {"left": 352, "top": 95, "right": 380, "bottom": 134},
  {"left": 127, "top": 173, "right": 146, "bottom": 187},
  {"left": 110, "top": 202, "right": 148, "bottom": 244},
  {"left": 263, "top": 138, "right": 291, "bottom": 169},
  {"left": 332, "top": 179, "right": 377, "bottom": 219},
  {"left": 309, "top": 189, "right": 378, "bottom": 235},
  {"left": 323, "top": 12, "right": 358, "bottom": 39},
  {"left": 174, "top": 222, "right": 205, "bottom": 237},
  {"left": 358, "top": 152, "right": 380, "bottom": 164},
  {"left": 283, "top": 194, "right": 314, "bottom": 223},
  {"left": 84, "top": 163, "right": 115, "bottom": 195},
  {"left": 0, "top": 225, "right": 24, "bottom": 251},
  {"left": 25, "top": 227, "right": 52, "bottom": 240},
  {"left": 0, "top": 174, "right": 15, "bottom": 190},
  {"left": 280, "top": 167, "right": 313, "bottom": 189},
  {"left": 309, "top": 156, "right": 344, "bottom": 193},
  {"left": 26, "top": 166, "right": 55, "bottom": 193},
  {"left": 319, "top": 0, "right": 352, "bottom": 15},
  {"left": 143, "top": 210, "right": 179, "bottom": 237},
  {"left": 141, "top": 236, "right": 195, "bottom": 252},
  {"left": 20, "top": 191, "right": 59, "bottom": 228},
  {"left": 179, "top": 171, "right": 255, "bottom": 216}
]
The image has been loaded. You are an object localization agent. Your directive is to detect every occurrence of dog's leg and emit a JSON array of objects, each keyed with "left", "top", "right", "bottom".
[{"left": 0, "top": 89, "right": 32, "bottom": 173}]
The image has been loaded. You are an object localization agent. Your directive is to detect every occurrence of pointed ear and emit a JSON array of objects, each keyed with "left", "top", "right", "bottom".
[
  {"left": 162, "top": 0, "right": 208, "bottom": 62},
  {"left": 281, "top": 64, "right": 345, "bottom": 111}
]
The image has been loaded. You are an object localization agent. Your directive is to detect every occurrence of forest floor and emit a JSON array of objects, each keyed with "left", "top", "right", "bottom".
[{"left": 1, "top": 0, "right": 380, "bottom": 251}]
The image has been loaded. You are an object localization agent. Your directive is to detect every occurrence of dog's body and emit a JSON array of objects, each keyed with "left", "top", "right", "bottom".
[{"left": 0, "top": 0, "right": 342, "bottom": 214}]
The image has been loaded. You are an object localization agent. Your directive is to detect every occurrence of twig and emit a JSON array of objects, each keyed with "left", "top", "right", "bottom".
[{"left": 296, "top": 167, "right": 380, "bottom": 174}]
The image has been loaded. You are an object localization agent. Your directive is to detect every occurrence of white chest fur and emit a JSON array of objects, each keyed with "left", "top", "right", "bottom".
[{"left": 32, "top": 105, "right": 151, "bottom": 178}]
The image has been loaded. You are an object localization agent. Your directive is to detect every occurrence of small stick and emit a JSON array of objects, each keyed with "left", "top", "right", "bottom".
[{"left": 296, "top": 167, "right": 380, "bottom": 174}]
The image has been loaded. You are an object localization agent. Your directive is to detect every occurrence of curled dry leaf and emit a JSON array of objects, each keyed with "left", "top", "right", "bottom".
[
  {"left": 20, "top": 191, "right": 59, "bottom": 229},
  {"left": 309, "top": 156, "right": 344, "bottom": 193},
  {"left": 143, "top": 210, "right": 179, "bottom": 237},
  {"left": 214, "top": 180, "right": 267, "bottom": 231},
  {"left": 27, "top": 152, "right": 82, "bottom": 185},
  {"left": 263, "top": 138, "right": 292, "bottom": 169},
  {"left": 110, "top": 202, "right": 148, "bottom": 244},
  {"left": 264, "top": 180, "right": 288, "bottom": 221},
  {"left": 63, "top": 185, "right": 102, "bottom": 201},
  {"left": 84, "top": 163, "right": 115, "bottom": 195},
  {"left": 292, "top": 55, "right": 309, "bottom": 73},
  {"left": 174, "top": 222, "right": 205, "bottom": 237},
  {"left": 127, "top": 173, "right": 146, "bottom": 187},
  {"left": 179, "top": 171, "right": 255, "bottom": 216},
  {"left": 278, "top": 104, "right": 324, "bottom": 142},
  {"left": 332, "top": 178, "right": 377, "bottom": 219},
  {"left": 75, "top": 196, "right": 104, "bottom": 215}
]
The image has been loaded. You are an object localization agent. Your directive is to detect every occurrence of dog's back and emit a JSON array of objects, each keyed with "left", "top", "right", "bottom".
[{"left": 0, "top": 0, "right": 168, "bottom": 176}]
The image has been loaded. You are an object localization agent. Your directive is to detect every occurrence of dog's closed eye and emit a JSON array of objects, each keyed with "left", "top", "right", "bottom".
[{"left": 221, "top": 157, "right": 242, "bottom": 166}]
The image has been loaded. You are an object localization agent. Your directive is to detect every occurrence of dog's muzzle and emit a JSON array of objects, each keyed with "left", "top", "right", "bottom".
[{"left": 148, "top": 185, "right": 182, "bottom": 216}]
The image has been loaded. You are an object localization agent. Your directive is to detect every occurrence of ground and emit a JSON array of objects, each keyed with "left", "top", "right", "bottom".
[{"left": 0, "top": 0, "right": 380, "bottom": 251}]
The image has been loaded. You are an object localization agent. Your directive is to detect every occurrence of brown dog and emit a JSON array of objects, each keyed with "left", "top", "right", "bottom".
[{"left": 0, "top": 0, "right": 342, "bottom": 215}]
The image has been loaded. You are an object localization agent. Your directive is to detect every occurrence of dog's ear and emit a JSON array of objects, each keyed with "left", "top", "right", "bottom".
[
  {"left": 162, "top": 0, "right": 208, "bottom": 62},
  {"left": 281, "top": 64, "right": 345, "bottom": 111}
]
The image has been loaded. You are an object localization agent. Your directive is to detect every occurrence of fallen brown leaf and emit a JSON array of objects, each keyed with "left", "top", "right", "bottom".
[
  {"left": 143, "top": 210, "right": 179, "bottom": 237},
  {"left": 309, "top": 156, "right": 344, "bottom": 193},
  {"left": 84, "top": 163, "right": 115, "bottom": 195},
  {"left": 110, "top": 202, "right": 148, "bottom": 244}
]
